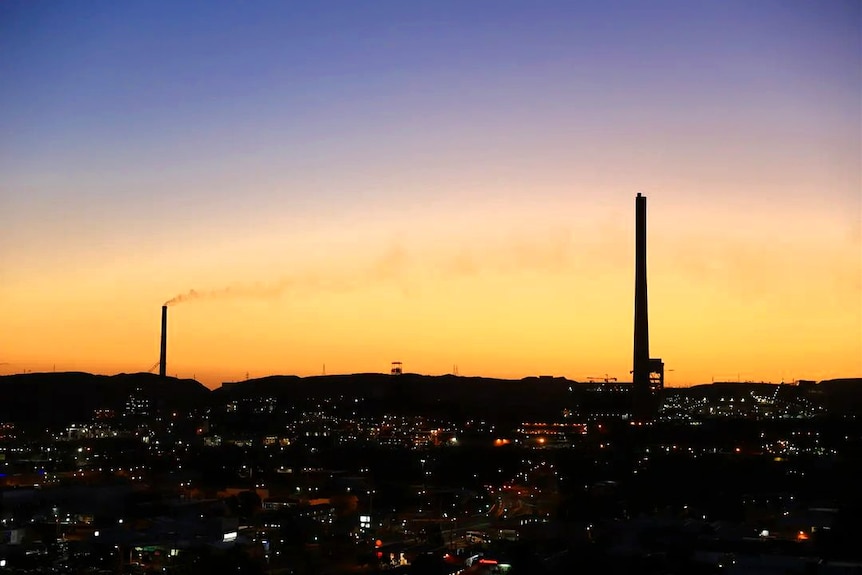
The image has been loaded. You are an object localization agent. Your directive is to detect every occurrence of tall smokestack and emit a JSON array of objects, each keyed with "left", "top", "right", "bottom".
[
  {"left": 633, "top": 193, "right": 650, "bottom": 416},
  {"left": 159, "top": 305, "right": 167, "bottom": 378}
]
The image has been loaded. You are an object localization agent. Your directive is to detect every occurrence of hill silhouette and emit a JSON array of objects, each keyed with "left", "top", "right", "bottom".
[
  {"left": 0, "top": 372, "right": 209, "bottom": 429},
  {"left": 0, "top": 372, "right": 859, "bottom": 429},
  {"left": 817, "top": 378, "right": 862, "bottom": 413},
  {"left": 215, "top": 373, "right": 577, "bottom": 421}
]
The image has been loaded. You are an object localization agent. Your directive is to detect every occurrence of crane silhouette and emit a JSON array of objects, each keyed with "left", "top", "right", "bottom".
[{"left": 587, "top": 374, "right": 617, "bottom": 383}]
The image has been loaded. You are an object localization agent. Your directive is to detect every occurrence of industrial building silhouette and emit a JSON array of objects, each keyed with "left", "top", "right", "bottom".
[{"left": 632, "top": 193, "right": 664, "bottom": 420}]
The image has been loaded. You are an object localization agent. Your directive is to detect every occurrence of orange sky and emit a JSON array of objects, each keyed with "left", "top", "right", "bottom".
[{"left": 1, "top": 193, "right": 859, "bottom": 388}]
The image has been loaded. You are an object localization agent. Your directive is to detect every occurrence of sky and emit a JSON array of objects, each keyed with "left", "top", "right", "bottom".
[{"left": 1, "top": 1, "right": 859, "bottom": 388}]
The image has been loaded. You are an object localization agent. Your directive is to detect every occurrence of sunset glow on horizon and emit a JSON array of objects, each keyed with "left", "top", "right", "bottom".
[{"left": 1, "top": 1, "right": 859, "bottom": 388}]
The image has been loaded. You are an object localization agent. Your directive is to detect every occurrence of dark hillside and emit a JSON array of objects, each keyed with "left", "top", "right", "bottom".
[{"left": 0, "top": 372, "right": 209, "bottom": 429}]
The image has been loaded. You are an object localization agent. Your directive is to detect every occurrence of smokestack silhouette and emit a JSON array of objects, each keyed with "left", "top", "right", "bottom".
[
  {"left": 159, "top": 305, "right": 167, "bottom": 378},
  {"left": 633, "top": 193, "right": 650, "bottom": 417}
]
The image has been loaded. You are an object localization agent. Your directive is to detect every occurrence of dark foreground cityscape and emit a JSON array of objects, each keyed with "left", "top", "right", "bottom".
[{"left": 0, "top": 371, "right": 861, "bottom": 575}]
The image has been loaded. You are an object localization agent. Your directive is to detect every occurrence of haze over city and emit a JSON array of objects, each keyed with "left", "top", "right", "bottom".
[{"left": 1, "top": 1, "right": 860, "bottom": 388}]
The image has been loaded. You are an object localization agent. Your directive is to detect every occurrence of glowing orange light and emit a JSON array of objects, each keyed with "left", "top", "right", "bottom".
[
  {"left": 797, "top": 531, "right": 809, "bottom": 541},
  {"left": 375, "top": 539, "right": 383, "bottom": 548}
]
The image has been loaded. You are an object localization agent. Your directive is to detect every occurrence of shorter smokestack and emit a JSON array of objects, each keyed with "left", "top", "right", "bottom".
[{"left": 159, "top": 305, "right": 167, "bottom": 378}]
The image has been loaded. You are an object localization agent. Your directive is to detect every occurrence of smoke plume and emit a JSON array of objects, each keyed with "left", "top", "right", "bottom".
[
  {"left": 163, "top": 245, "right": 410, "bottom": 306},
  {"left": 161, "top": 228, "right": 623, "bottom": 307}
]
